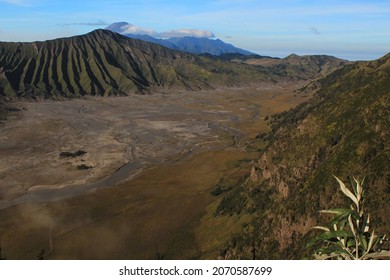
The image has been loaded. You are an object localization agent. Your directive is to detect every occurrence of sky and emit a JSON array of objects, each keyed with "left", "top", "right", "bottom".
[{"left": 0, "top": 0, "right": 389, "bottom": 60}]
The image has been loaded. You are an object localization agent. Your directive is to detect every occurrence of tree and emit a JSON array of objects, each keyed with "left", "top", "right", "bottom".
[{"left": 308, "top": 176, "right": 390, "bottom": 259}]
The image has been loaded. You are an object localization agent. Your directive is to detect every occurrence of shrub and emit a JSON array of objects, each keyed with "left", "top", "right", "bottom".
[
  {"left": 308, "top": 176, "right": 390, "bottom": 259},
  {"left": 77, "top": 164, "right": 93, "bottom": 170},
  {"left": 60, "top": 150, "right": 87, "bottom": 158}
]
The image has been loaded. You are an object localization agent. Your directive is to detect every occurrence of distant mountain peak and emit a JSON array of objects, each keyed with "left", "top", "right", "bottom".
[
  {"left": 105, "top": 21, "right": 129, "bottom": 31},
  {"left": 286, "top": 53, "right": 300, "bottom": 59},
  {"left": 105, "top": 21, "right": 254, "bottom": 56}
]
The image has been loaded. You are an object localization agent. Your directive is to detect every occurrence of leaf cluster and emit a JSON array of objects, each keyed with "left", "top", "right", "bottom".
[{"left": 308, "top": 176, "right": 390, "bottom": 259}]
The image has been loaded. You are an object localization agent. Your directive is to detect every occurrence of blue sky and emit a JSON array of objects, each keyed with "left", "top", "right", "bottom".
[{"left": 0, "top": 0, "right": 389, "bottom": 60}]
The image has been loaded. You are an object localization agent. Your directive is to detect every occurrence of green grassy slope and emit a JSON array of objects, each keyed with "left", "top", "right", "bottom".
[
  {"left": 0, "top": 29, "right": 273, "bottom": 99},
  {"left": 216, "top": 53, "right": 390, "bottom": 259},
  {"left": 221, "top": 53, "right": 350, "bottom": 81}
]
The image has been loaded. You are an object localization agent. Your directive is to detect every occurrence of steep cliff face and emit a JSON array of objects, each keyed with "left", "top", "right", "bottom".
[{"left": 217, "top": 53, "right": 390, "bottom": 259}]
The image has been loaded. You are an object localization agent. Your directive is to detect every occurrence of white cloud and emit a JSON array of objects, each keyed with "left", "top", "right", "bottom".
[
  {"left": 159, "top": 29, "right": 215, "bottom": 39},
  {"left": 119, "top": 23, "right": 158, "bottom": 37},
  {"left": 108, "top": 22, "right": 215, "bottom": 39}
]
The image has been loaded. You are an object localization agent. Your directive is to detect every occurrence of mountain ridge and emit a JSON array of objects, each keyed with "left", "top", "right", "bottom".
[
  {"left": 1, "top": 29, "right": 348, "bottom": 101},
  {"left": 222, "top": 53, "right": 350, "bottom": 80},
  {"left": 0, "top": 29, "right": 273, "bottom": 99},
  {"left": 164, "top": 36, "right": 254, "bottom": 56}
]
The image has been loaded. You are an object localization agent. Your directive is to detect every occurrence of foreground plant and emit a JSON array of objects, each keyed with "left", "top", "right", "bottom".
[{"left": 308, "top": 176, "right": 390, "bottom": 260}]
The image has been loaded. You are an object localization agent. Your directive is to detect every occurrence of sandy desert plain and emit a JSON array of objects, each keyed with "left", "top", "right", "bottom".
[{"left": 0, "top": 81, "right": 309, "bottom": 259}]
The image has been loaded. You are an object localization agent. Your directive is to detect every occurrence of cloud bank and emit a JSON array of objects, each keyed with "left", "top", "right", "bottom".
[
  {"left": 107, "top": 22, "right": 215, "bottom": 39},
  {"left": 119, "top": 24, "right": 158, "bottom": 37},
  {"left": 159, "top": 29, "right": 215, "bottom": 39}
]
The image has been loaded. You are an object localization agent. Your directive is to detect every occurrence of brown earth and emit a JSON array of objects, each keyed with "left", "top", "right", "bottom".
[{"left": 0, "top": 82, "right": 309, "bottom": 259}]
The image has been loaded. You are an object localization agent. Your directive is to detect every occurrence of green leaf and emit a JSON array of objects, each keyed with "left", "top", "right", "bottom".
[
  {"left": 346, "top": 239, "right": 355, "bottom": 248},
  {"left": 317, "top": 230, "right": 351, "bottom": 241},
  {"left": 359, "top": 234, "right": 368, "bottom": 252},
  {"left": 320, "top": 208, "right": 349, "bottom": 215},
  {"left": 353, "top": 177, "right": 364, "bottom": 202},
  {"left": 363, "top": 214, "right": 370, "bottom": 233},
  {"left": 334, "top": 176, "right": 359, "bottom": 207},
  {"left": 348, "top": 214, "right": 357, "bottom": 238},
  {"left": 312, "top": 226, "right": 330, "bottom": 232},
  {"left": 366, "top": 229, "right": 376, "bottom": 253},
  {"left": 307, "top": 230, "right": 350, "bottom": 249},
  {"left": 329, "top": 211, "right": 353, "bottom": 226},
  {"left": 316, "top": 245, "right": 353, "bottom": 260}
]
